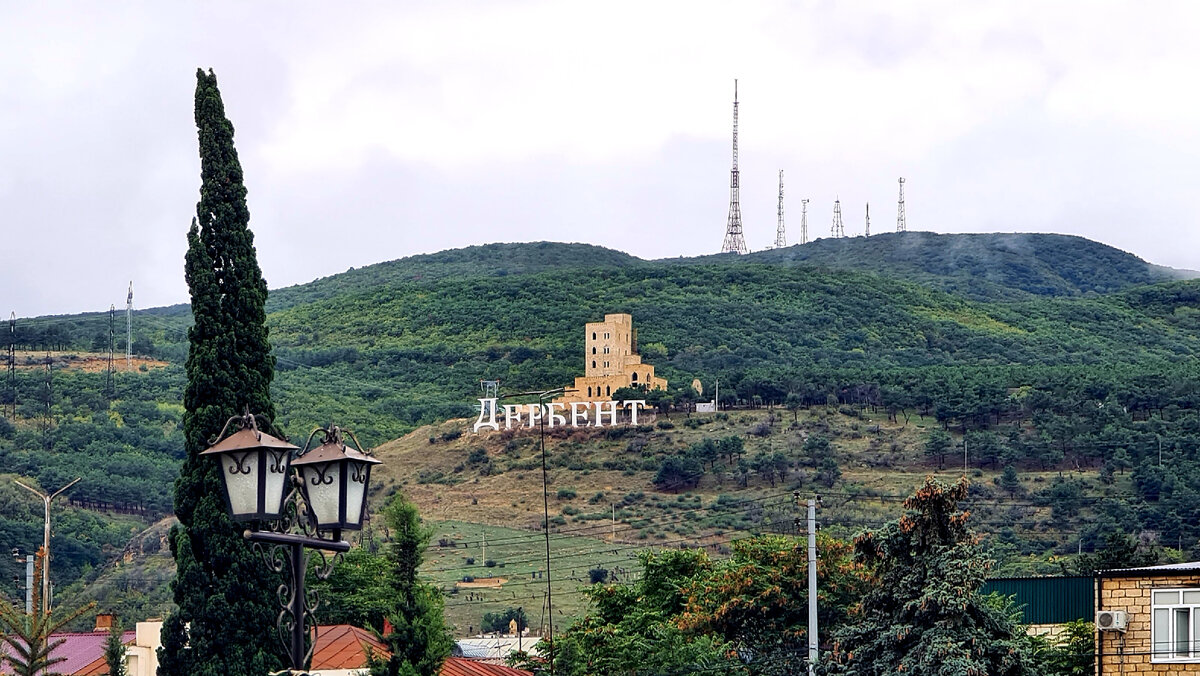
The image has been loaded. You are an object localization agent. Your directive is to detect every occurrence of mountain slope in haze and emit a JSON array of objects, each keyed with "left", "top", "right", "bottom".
[{"left": 715, "top": 231, "right": 1187, "bottom": 299}]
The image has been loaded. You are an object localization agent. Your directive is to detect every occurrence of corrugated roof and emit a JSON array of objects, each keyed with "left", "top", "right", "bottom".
[
  {"left": 1098, "top": 561, "right": 1200, "bottom": 577},
  {"left": 311, "top": 624, "right": 389, "bottom": 670},
  {"left": 441, "top": 657, "right": 531, "bottom": 676},
  {"left": 0, "top": 630, "right": 134, "bottom": 675}
]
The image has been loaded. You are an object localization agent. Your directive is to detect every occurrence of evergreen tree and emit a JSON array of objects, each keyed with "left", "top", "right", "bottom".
[
  {"left": 158, "top": 68, "right": 282, "bottom": 676},
  {"left": 104, "top": 620, "right": 127, "bottom": 676},
  {"left": 369, "top": 493, "right": 454, "bottom": 676},
  {"left": 822, "top": 478, "right": 1042, "bottom": 676},
  {"left": 0, "top": 553, "right": 94, "bottom": 676}
]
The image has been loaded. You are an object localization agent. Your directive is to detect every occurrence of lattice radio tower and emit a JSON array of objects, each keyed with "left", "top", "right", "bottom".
[
  {"left": 865, "top": 202, "right": 870, "bottom": 237},
  {"left": 896, "top": 177, "right": 907, "bottom": 232},
  {"left": 125, "top": 282, "right": 133, "bottom": 367},
  {"left": 480, "top": 380, "right": 499, "bottom": 417},
  {"left": 774, "top": 170, "right": 786, "bottom": 249},
  {"left": 106, "top": 305, "right": 115, "bottom": 399},
  {"left": 831, "top": 199, "right": 845, "bottom": 238},
  {"left": 801, "top": 199, "right": 809, "bottom": 244},
  {"left": 6, "top": 313, "right": 14, "bottom": 419},
  {"left": 720, "top": 80, "right": 748, "bottom": 254}
]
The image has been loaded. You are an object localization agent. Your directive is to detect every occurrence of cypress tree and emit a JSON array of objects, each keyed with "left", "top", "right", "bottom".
[{"left": 158, "top": 68, "right": 282, "bottom": 676}]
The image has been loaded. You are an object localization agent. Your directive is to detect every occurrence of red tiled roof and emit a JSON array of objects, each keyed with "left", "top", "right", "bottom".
[
  {"left": 0, "top": 630, "right": 134, "bottom": 676},
  {"left": 441, "top": 657, "right": 531, "bottom": 676},
  {"left": 312, "top": 624, "right": 390, "bottom": 670}
]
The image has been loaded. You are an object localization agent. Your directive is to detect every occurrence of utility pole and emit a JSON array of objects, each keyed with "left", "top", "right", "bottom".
[
  {"left": 482, "top": 531, "right": 487, "bottom": 568},
  {"left": 14, "top": 477, "right": 81, "bottom": 614},
  {"left": 106, "top": 305, "right": 115, "bottom": 399},
  {"left": 11, "top": 549, "right": 33, "bottom": 614},
  {"left": 6, "top": 312, "right": 14, "bottom": 419},
  {"left": 801, "top": 199, "right": 809, "bottom": 245},
  {"left": 807, "top": 498, "right": 818, "bottom": 676},
  {"left": 612, "top": 503, "right": 616, "bottom": 541},
  {"left": 963, "top": 436, "right": 968, "bottom": 474},
  {"left": 126, "top": 282, "right": 133, "bottom": 367},
  {"left": 896, "top": 177, "right": 907, "bottom": 232}
]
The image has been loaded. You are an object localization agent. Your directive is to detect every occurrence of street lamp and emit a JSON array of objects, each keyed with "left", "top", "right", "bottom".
[{"left": 202, "top": 411, "right": 380, "bottom": 675}]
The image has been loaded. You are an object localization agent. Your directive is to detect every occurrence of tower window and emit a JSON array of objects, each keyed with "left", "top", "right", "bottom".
[
  {"left": 592, "top": 332, "right": 596, "bottom": 340},
  {"left": 606, "top": 385, "right": 611, "bottom": 396},
  {"left": 632, "top": 373, "right": 638, "bottom": 382},
  {"left": 592, "top": 360, "right": 597, "bottom": 368},
  {"left": 592, "top": 347, "right": 596, "bottom": 354},
  {"left": 588, "top": 386, "right": 592, "bottom": 397}
]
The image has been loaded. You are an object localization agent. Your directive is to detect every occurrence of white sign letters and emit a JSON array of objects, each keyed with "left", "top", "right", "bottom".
[{"left": 473, "top": 398, "right": 647, "bottom": 433}]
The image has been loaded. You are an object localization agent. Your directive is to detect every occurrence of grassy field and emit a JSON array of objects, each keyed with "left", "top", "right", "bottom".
[{"left": 424, "top": 520, "right": 644, "bottom": 636}]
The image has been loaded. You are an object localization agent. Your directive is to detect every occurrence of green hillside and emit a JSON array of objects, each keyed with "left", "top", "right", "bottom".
[
  {"left": 730, "top": 231, "right": 1186, "bottom": 299},
  {"left": 5, "top": 236, "right": 1200, "bottom": 625}
]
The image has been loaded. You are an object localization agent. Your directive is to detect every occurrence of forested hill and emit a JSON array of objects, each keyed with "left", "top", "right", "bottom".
[
  {"left": 259, "top": 232, "right": 1185, "bottom": 311},
  {"left": 711, "top": 232, "right": 1189, "bottom": 299},
  {"left": 6, "top": 235, "right": 1200, "bottom": 618}
]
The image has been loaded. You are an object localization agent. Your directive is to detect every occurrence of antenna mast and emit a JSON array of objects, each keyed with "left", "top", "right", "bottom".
[
  {"left": 865, "top": 202, "right": 870, "bottom": 237},
  {"left": 831, "top": 199, "right": 845, "bottom": 238},
  {"left": 721, "top": 80, "right": 748, "bottom": 254},
  {"left": 801, "top": 199, "right": 809, "bottom": 244},
  {"left": 126, "top": 282, "right": 133, "bottom": 367},
  {"left": 774, "top": 170, "right": 786, "bottom": 249},
  {"left": 896, "top": 177, "right": 907, "bottom": 232}
]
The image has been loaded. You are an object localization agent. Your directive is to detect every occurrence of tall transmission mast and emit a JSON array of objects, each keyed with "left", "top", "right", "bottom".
[
  {"left": 831, "top": 199, "right": 845, "bottom": 238},
  {"left": 721, "top": 80, "right": 748, "bottom": 254},
  {"left": 865, "top": 202, "right": 870, "bottom": 237},
  {"left": 774, "top": 170, "right": 786, "bottom": 249},
  {"left": 801, "top": 199, "right": 809, "bottom": 244},
  {"left": 896, "top": 177, "right": 907, "bottom": 232},
  {"left": 125, "top": 282, "right": 133, "bottom": 367}
]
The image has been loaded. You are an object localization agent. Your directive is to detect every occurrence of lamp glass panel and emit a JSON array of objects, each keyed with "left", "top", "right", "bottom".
[
  {"left": 301, "top": 462, "right": 342, "bottom": 526},
  {"left": 343, "top": 461, "right": 369, "bottom": 527},
  {"left": 222, "top": 450, "right": 260, "bottom": 517},
  {"left": 263, "top": 450, "right": 292, "bottom": 517}
]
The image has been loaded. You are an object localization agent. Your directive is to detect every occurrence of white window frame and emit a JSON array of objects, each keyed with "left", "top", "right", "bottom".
[{"left": 1151, "top": 588, "right": 1200, "bottom": 663}]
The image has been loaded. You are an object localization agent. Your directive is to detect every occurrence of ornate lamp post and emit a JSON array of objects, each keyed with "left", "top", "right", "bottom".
[{"left": 201, "top": 411, "right": 381, "bottom": 675}]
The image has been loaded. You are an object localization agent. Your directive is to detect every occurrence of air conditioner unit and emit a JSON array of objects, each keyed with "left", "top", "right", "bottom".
[{"left": 1096, "top": 610, "right": 1128, "bottom": 632}]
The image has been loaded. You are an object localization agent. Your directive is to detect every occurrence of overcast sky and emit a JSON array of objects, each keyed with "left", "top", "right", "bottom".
[{"left": 4, "top": 1, "right": 1200, "bottom": 316}]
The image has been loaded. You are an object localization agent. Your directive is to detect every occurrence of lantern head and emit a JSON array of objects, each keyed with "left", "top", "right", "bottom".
[
  {"left": 292, "top": 430, "right": 381, "bottom": 532},
  {"left": 201, "top": 425, "right": 298, "bottom": 522}
]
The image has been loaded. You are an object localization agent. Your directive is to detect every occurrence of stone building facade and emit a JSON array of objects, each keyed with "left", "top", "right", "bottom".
[
  {"left": 1096, "top": 562, "right": 1200, "bottom": 673},
  {"left": 557, "top": 313, "right": 666, "bottom": 403}
]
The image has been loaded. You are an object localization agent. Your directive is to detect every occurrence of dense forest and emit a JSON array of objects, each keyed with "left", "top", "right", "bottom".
[{"left": 3, "top": 233, "right": 1200, "bottom": 611}]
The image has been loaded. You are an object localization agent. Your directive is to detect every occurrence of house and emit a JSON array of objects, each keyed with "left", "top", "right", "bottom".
[
  {"left": 557, "top": 313, "right": 666, "bottom": 403},
  {"left": 1096, "top": 561, "right": 1200, "bottom": 672},
  {"left": 4, "top": 618, "right": 529, "bottom": 676}
]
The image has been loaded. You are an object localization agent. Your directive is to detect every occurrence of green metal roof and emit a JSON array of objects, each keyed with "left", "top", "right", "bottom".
[{"left": 982, "top": 576, "right": 1094, "bottom": 625}]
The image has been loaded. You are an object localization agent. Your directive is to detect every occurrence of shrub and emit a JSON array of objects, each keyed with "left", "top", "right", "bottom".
[
  {"left": 465, "top": 557, "right": 475, "bottom": 565},
  {"left": 485, "top": 559, "right": 497, "bottom": 568},
  {"left": 588, "top": 567, "right": 609, "bottom": 584},
  {"left": 656, "top": 420, "right": 675, "bottom": 430},
  {"left": 556, "top": 487, "right": 577, "bottom": 500},
  {"left": 442, "top": 429, "right": 463, "bottom": 442}
]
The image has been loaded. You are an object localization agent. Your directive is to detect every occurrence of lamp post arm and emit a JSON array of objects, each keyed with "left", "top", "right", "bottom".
[
  {"left": 13, "top": 479, "right": 45, "bottom": 500},
  {"left": 49, "top": 477, "right": 81, "bottom": 501}
]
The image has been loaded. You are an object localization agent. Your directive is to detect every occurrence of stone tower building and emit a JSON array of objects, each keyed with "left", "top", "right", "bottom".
[{"left": 558, "top": 313, "right": 667, "bottom": 402}]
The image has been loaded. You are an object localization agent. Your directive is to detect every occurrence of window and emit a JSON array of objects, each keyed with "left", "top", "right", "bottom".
[
  {"left": 592, "top": 347, "right": 596, "bottom": 354},
  {"left": 603, "top": 346, "right": 610, "bottom": 354},
  {"left": 632, "top": 373, "right": 638, "bottom": 382},
  {"left": 592, "top": 332, "right": 596, "bottom": 340},
  {"left": 1152, "top": 589, "right": 1200, "bottom": 661},
  {"left": 605, "top": 332, "right": 610, "bottom": 339},
  {"left": 606, "top": 385, "right": 611, "bottom": 396},
  {"left": 588, "top": 386, "right": 592, "bottom": 397},
  {"left": 592, "top": 360, "right": 597, "bottom": 369}
]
